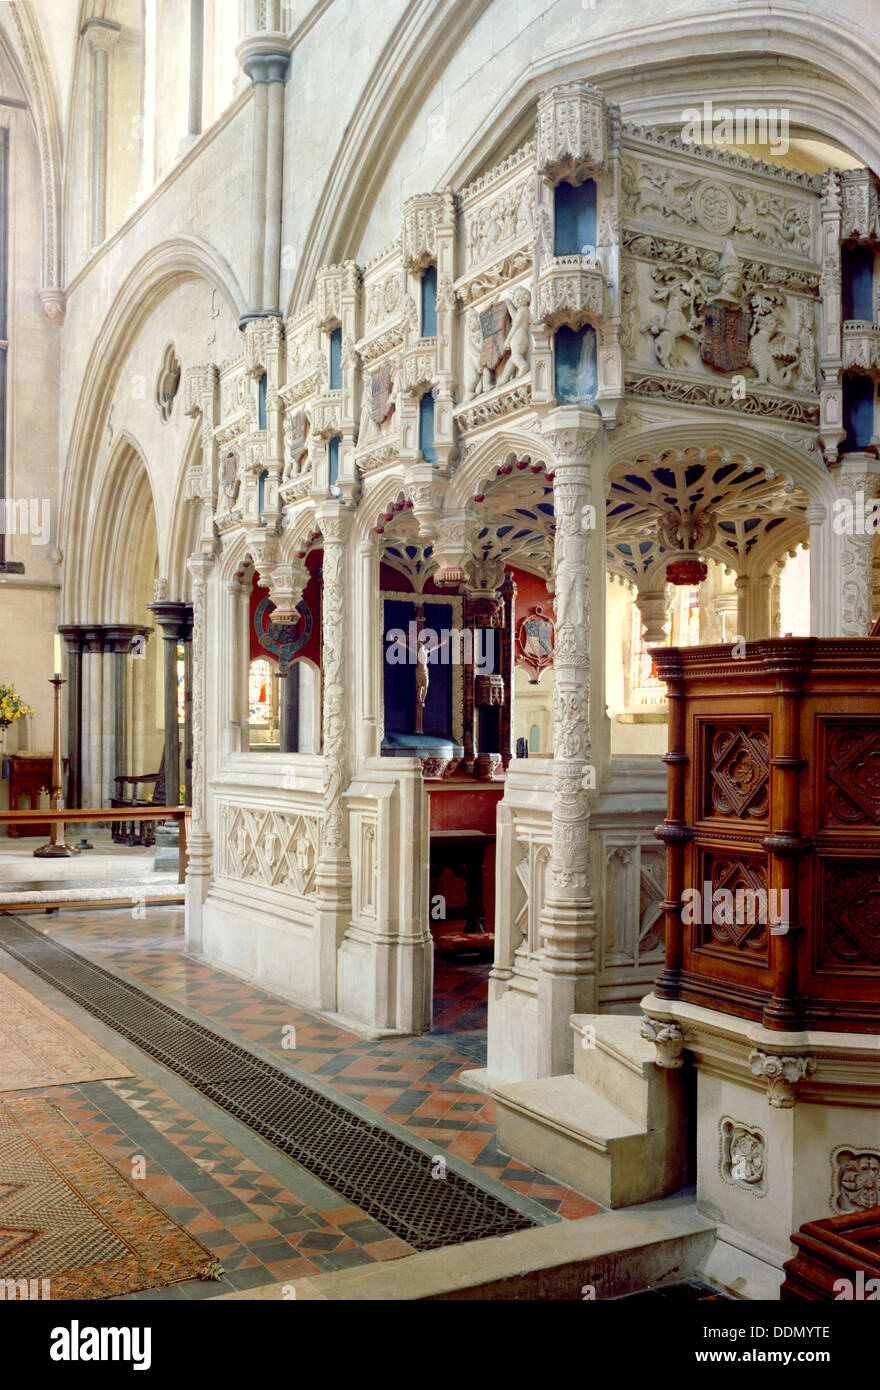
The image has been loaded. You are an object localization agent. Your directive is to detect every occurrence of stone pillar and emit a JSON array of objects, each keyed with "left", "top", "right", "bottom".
[
  {"left": 80, "top": 626, "right": 105, "bottom": 809},
  {"left": 634, "top": 588, "right": 668, "bottom": 647},
  {"left": 238, "top": 29, "right": 291, "bottom": 317},
  {"left": 279, "top": 662, "right": 299, "bottom": 752},
  {"left": 59, "top": 627, "right": 85, "bottom": 807},
  {"left": 103, "top": 626, "right": 152, "bottom": 798},
  {"left": 313, "top": 505, "right": 353, "bottom": 1010},
  {"left": 835, "top": 455, "right": 880, "bottom": 636},
  {"left": 356, "top": 537, "right": 381, "bottom": 760},
  {"left": 186, "top": 551, "right": 217, "bottom": 952},
  {"left": 735, "top": 573, "right": 751, "bottom": 640},
  {"left": 82, "top": 19, "right": 120, "bottom": 248},
  {"left": 536, "top": 410, "right": 602, "bottom": 1077},
  {"left": 182, "top": 604, "right": 194, "bottom": 805},
  {"left": 147, "top": 601, "right": 189, "bottom": 804},
  {"left": 187, "top": 0, "right": 204, "bottom": 138}
]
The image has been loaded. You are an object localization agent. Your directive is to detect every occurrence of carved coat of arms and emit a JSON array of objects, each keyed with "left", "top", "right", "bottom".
[
  {"left": 369, "top": 363, "right": 394, "bottom": 426},
  {"left": 701, "top": 302, "right": 750, "bottom": 372},
  {"left": 287, "top": 411, "right": 308, "bottom": 457},
  {"left": 518, "top": 607, "right": 555, "bottom": 679},
  {"left": 479, "top": 303, "right": 511, "bottom": 372}
]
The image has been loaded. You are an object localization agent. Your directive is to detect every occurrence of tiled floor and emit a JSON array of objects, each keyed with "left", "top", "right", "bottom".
[
  {"left": 0, "top": 1073, "right": 411, "bottom": 1298},
  {"left": 19, "top": 907, "right": 600, "bottom": 1221}
]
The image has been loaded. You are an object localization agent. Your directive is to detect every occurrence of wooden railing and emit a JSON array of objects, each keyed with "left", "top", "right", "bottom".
[{"left": 0, "top": 807, "right": 189, "bottom": 913}]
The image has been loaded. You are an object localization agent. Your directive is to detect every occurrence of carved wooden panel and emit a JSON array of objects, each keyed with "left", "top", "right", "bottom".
[
  {"left": 696, "top": 850, "right": 771, "bottom": 962},
  {"left": 823, "top": 722, "right": 880, "bottom": 827},
  {"left": 702, "top": 722, "right": 770, "bottom": 822},
  {"left": 818, "top": 860, "right": 880, "bottom": 969}
]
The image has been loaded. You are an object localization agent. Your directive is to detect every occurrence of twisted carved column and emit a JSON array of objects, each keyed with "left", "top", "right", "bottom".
[
  {"left": 537, "top": 413, "right": 602, "bottom": 1076},
  {"left": 836, "top": 457, "right": 880, "bottom": 636},
  {"left": 313, "top": 506, "right": 353, "bottom": 1008},
  {"left": 185, "top": 550, "right": 216, "bottom": 949}
]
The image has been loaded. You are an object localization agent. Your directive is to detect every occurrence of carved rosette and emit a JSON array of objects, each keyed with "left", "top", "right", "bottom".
[
  {"left": 317, "top": 508, "right": 352, "bottom": 856},
  {"left": 748, "top": 1049, "right": 816, "bottom": 1108},
  {"left": 536, "top": 81, "right": 608, "bottom": 185}
]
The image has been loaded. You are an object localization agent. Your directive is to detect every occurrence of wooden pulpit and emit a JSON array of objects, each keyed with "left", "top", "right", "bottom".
[{"left": 651, "top": 638, "right": 880, "bottom": 1034}]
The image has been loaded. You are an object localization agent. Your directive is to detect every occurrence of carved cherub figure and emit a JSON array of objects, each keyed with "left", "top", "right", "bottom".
[{"left": 497, "top": 287, "right": 532, "bottom": 385}]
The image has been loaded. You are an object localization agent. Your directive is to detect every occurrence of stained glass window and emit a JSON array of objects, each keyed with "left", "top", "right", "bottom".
[{"left": 249, "top": 658, "right": 273, "bottom": 724}]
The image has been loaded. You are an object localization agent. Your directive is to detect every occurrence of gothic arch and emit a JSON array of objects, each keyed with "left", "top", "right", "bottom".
[
  {"left": 87, "top": 430, "right": 160, "bottom": 625},
  {"left": 59, "top": 236, "right": 248, "bottom": 622}
]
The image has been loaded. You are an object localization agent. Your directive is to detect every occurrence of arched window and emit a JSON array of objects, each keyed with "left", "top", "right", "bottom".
[
  {"left": 328, "top": 435, "right": 340, "bottom": 495},
  {"left": 329, "top": 326, "right": 342, "bottom": 390},
  {"left": 421, "top": 265, "right": 437, "bottom": 337},
  {"left": 842, "top": 245, "right": 874, "bottom": 321},
  {"left": 529, "top": 723, "right": 540, "bottom": 753},
  {"left": 258, "top": 372, "right": 267, "bottom": 429},
  {"left": 843, "top": 374, "right": 875, "bottom": 452},
  {"left": 554, "top": 325, "right": 597, "bottom": 405},
  {"left": 248, "top": 657, "right": 279, "bottom": 748},
  {"left": 554, "top": 179, "right": 597, "bottom": 256},
  {"left": 418, "top": 392, "right": 437, "bottom": 462}
]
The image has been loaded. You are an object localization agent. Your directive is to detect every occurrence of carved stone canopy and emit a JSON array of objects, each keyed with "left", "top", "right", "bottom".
[{"left": 536, "top": 81, "right": 609, "bottom": 186}]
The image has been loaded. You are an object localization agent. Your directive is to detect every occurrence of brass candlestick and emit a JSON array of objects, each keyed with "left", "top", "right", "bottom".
[{"left": 34, "top": 674, "right": 78, "bottom": 858}]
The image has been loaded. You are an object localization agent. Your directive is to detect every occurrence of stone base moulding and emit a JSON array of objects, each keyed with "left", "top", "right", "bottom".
[{"left": 641, "top": 991, "right": 880, "bottom": 1285}]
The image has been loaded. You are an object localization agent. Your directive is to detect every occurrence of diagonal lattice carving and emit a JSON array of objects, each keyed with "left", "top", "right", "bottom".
[
  {"left": 825, "top": 726, "right": 880, "bottom": 826},
  {"left": 710, "top": 726, "right": 769, "bottom": 819},
  {"left": 222, "top": 805, "right": 319, "bottom": 895}
]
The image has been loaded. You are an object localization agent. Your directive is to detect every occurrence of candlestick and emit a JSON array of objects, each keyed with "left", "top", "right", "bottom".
[{"left": 34, "top": 674, "right": 78, "bottom": 858}]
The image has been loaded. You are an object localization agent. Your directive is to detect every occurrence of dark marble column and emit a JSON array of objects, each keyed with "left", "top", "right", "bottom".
[
  {"left": 279, "top": 661, "right": 300, "bottom": 752},
  {"left": 58, "top": 626, "right": 85, "bottom": 807},
  {"left": 181, "top": 604, "right": 194, "bottom": 806},
  {"left": 103, "top": 626, "right": 152, "bottom": 792},
  {"left": 147, "top": 601, "right": 188, "bottom": 805}
]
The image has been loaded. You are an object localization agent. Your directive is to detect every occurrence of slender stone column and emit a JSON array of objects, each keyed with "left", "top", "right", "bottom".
[
  {"left": 181, "top": 605, "right": 194, "bottom": 805},
  {"left": 147, "top": 602, "right": 188, "bottom": 804},
  {"left": 537, "top": 410, "right": 602, "bottom": 1078},
  {"left": 102, "top": 627, "right": 151, "bottom": 796},
  {"left": 279, "top": 662, "right": 299, "bottom": 752},
  {"left": 59, "top": 627, "right": 85, "bottom": 807},
  {"left": 79, "top": 627, "right": 105, "bottom": 809},
  {"left": 81, "top": 20, "right": 120, "bottom": 248},
  {"left": 186, "top": 552, "right": 217, "bottom": 952},
  {"left": 356, "top": 537, "right": 381, "bottom": 760},
  {"left": 735, "top": 574, "right": 750, "bottom": 640},
  {"left": 835, "top": 456, "right": 880, "bottom": 635},
  {"left": 237, "top": 31, "right": 291, "bottom": 318},
  {"left": 187, "top": 0, "right": 204, "bottom": 138},
  {"left": 313, "top": 505, "right": 353, "bottom": 1010}
]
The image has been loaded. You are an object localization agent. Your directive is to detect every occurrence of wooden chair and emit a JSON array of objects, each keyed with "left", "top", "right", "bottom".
[{"left": 110, "top": 751, "right": 167, "bottom": 846}]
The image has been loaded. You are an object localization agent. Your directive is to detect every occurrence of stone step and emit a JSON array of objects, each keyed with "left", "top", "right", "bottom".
[
  {"left": 572, "top": 1013, "right": 685, "bottom": 1132},
  {"left": 493, "top": 1074, "right": 688, "bottom": 1209}
]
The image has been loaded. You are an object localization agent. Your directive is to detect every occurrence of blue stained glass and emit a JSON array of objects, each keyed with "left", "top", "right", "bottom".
[
  {"left": 421, "top": 265, "right": 437, "bottom": 337},
  {"left": 329, "top": 326, "right": 342, "bottom": 389},
  {"left": 419, "top": 393, "right": 437, "bottom": 463},
  {"left": 554, "top": 178, "right": 597, "bottom": 256},
  {"left": 555, "top": 325, "right": 598, "bottom": 405}
]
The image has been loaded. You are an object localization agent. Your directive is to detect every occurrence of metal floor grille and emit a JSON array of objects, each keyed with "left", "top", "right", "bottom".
[{"left": 0, "top": 918, "right": 534, "bottom": 1252}]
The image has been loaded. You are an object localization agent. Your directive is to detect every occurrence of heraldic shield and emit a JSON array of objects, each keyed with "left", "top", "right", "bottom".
[
  {"left": 479, "top": 303, "right": 511, "bottom": 372},
  {"left": 369, "top": 362, "right": 394, "bottom": 426},
  {"left": 701, "top": 302, "right": 750, "bottom": 372}
]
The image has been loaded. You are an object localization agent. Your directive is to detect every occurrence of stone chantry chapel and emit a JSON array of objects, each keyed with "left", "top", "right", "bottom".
[{"left": 0, "top": 0, "right": 877, "bottom": 1308}]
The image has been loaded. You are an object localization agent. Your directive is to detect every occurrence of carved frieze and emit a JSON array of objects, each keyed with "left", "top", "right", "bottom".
[{"left": 221, "top": 805, "right": 320, "bottom": 896}]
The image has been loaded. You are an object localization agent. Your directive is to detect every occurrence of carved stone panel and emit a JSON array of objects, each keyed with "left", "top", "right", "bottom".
[
  {"left": 832, "top": 1146, "right": 880, "bottom": 1213},
  {"left": 220, "top": 805, "right": 319, "bottom": 897},
  {"left": 720, "top": 1118, "right": 767, "bottom": 1195}
]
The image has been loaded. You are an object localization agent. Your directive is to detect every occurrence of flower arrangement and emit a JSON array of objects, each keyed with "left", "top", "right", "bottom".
[{"left": 0, "top": 684, "right": 33, "bottom": 730}]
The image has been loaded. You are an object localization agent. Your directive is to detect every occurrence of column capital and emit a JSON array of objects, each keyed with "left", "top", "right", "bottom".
[
  {"left": 147, "top": 600, "right": 190, "bottom": 638},
  {"left": 314, "top": 502, "right": 353, "bottom": 544},
  {"left": 80, "top": 18, "right": 121, "bottom": 52},
  {"left": 542, "top": 407, "right": 603, "bottom": 465},
  {"left": 103, "top": 624, "right": 153, "bottom": 654},
  {"left": 237, "top": 35, "right": 291, "bottom": 84}
]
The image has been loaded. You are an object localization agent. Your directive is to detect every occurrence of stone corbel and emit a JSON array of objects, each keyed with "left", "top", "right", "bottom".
[
  {"left": 39, "top": 288, "right": 66, "bottom": 324},
  {"left": 401, "top": 190, "right": 455, "bottom": 272},
  {"left": 431, "top": 509, "right": 477, "bottom": 585},
  {"left": 640, "top": 1016, "right": 686, "bottom": 1070},
  {"left": 748, "top": 1049, "right": 816, "bottom": 1108},
  {"left": 263, "top": 558, "right": 310, "bottom": 621}
]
